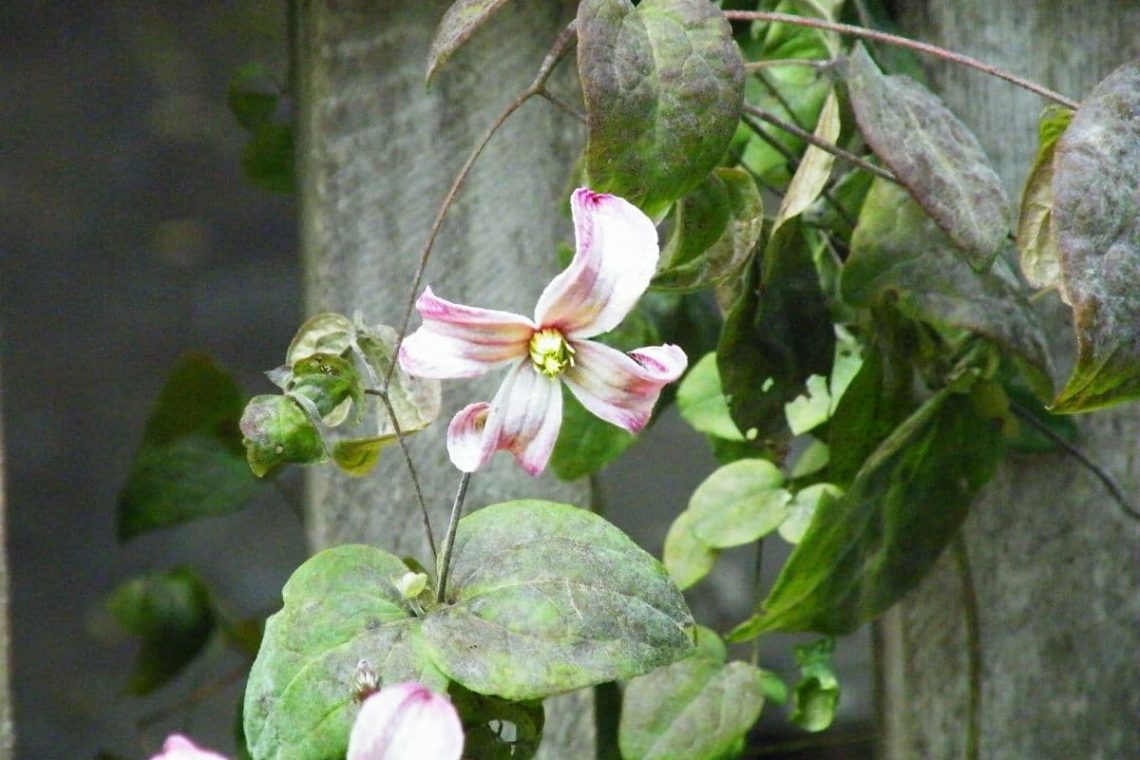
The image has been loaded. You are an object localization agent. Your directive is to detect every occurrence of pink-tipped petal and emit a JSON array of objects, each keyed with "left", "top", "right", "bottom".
[
  {"left": 151, "top": 735, "right": 228, "bottom": 760},
  {"left": 563, "top": 341, "right": 688, "bottom": 433},
  {"left": 398, "top": 287, "right": 534, "bottom": 379},
  {"left": 447, "top": 401, "right": 500, "bottom": 473},
  {"left": 347, "top": 682, "right": 464, "bottom": 760},
  {"left": 534, "top": 189, "right": 660, "bottom": 339}
]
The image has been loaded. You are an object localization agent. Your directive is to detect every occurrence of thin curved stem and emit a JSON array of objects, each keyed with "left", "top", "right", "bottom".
[
  {"left": 435, "top": 471, "right": 472, "bottom": 603},
  {"left": 368, "top": 389, "right": 437, "bottom": 560},
  {"left": 724, "top": 11, "right": 1079, "bottom": 109},
  {"left": 385, "top": 21, "right": 579, "bottom": 388},
  {"left": 953, "top": 536, "right": 982, "bottom": 760}
]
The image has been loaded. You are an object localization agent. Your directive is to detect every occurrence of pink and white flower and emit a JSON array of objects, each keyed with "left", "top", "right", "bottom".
[
  {"left": 399, "top": 188, "right": 688, "bottom": 475},
  {"left": 347, "top": 682, "right": 464, "bottom": 760},
  {"left": 150, "top": 735, "right": 227, "bottom": 760}
]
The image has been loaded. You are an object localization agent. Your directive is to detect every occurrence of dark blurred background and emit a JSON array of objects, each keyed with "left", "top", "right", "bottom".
[{"left": 0, "top": 2, "right": 870, "bottom": 757}]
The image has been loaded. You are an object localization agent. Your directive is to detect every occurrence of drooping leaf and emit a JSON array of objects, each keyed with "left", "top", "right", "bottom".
[
  {"left": 843, "top": 178, "right": 1054, "bottom": 399},
  {"left": 244, "top": 545, "right": 448, "bottom": 760},
  {"left": 1017, "top": 106, "right": 1074, "bottom": 289},
  {"left": 843, "top": 43, "right": 1009, "bottom": 269},
  {"left": 652, "top": 167, "right": 764, "bottom": 292},
  {"left": 687, "top": 460, "right": 790, "bottom": 549},
  {"left": 426, "top": 0, "right": 518, "bottom": 84},
  {"left": 118, "top": 354, "right": 262, "bottom": 540},
  {"left": 421, "top": 501, "right": 694, "bottom": 700},
  {"left": 240, "top": 394, "right": 327, "bottom": 477},
  {"left": 107, "top": 567, "right": 215, "bottom": 695},
  {"left": 772, "top": 86, "right": 841, "bottom": 232},
  {"left": 1050, "top": 59, "right": 1140, "bottom": 412},
  {"left": 449, "top": 682, "right": 544, "bottom": 760},
  {"left": 676, "top": 352, "right": 745, "bottom": 442},
  {"left": 663, "top": 510, "right": 719, "bottom": 591},
  {"left": 719, "top": 220, "right": 835, "bottom": 441},
  {"left": 620, "top": 627, "right": 765, "bottom": 760},
  {"left": 288, "top": 353, "right": 364, "bottom": 424},
  {"left": 730, "top": 383, "right": 1003, "bottom": 638},
  {"left": 790, "top": 638, "right": 840, "bottom": 732},
  {"left": 578, "top": 0, "right": 745, "bottom": 218}
]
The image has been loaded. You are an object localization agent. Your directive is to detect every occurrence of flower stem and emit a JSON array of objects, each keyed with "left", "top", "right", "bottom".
[
  {"left": 723, "top": 11, "right": 1079, "bottom": 109},
  {"left": 369, "top": 389, "right": 437, "bottom": 560},
  {"left": 435, "top": 471, "right": 472, "bottom": 603}
]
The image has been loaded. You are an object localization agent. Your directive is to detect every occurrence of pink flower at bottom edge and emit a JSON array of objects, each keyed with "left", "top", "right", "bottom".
[
  {"left": 398, "top": 188, "right": 688, "bottom": 475},
  {"left": 150, "top": 734, "right": 228, "bottom": 760},
  {"left": 347, "top": 682, "right": 464, "bottom": 760}
]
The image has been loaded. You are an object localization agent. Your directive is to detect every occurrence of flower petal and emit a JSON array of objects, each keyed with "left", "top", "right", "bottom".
[
  {"left": 347, "top": 682, "right": 464, "bottom": 760},
  {"left": 563, "top": 341, "right": 688, "bottom": 433},
  {"left": 151, "top": 735, "right": 228, "bottom": 760},
  {"left": 445, "top": 361, "right": 563, "bottom": 475},
  {"left": 398, "top": 287, "right": 534, "bottom": 379},
  {"left": 534, "top": 188, "right": 660, "bottom": 339}
]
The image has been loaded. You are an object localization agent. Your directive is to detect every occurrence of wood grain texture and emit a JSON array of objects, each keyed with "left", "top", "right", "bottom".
[
  {"left": 296, "top": 1, "right": 594, "bottom": 755},
  {"left": 879, "top": 3, "right": 1140, "bottom": 758}
]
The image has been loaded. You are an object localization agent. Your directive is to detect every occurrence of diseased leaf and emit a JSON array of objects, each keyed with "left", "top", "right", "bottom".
[
  {"left": 426, "top": 0, "right": 517, "bottom": 83},
  {"left": 620, "top": 627, "right": 765, "bottom": 760},
  {"left": 240, "top": 394, "right": 327, "bottom": 477},
  {"left": 652, "top": 168, "right": 764, "bottom": 292},
  {"left": 773, "top": 87, "right": 841, "bottom": 232},
  {"left": 730, "top": 384, "right": 1003, "bottom": 638},
  {"left": 1017, "top": 106, "right": 1074, "bottom": 289},
  {"left": 844, "top": 43, "right": 1009, "bottom": 269},
  {"left": 287, "top": 313, "right": 356, "bottom": 364},
  {"left": 1051, "top": 59, "right": 1140, "bottom": 412},
  {"left": 422, "top": 501, "right": 694, "bottom": 699},
  {"left": 663, "top": 510, "right": 718, "bottom": 591},
  {"left": 843, "top": 179, "right": 1054, "bottom": 398},
  {"left": 118, "top": 354, "right": 261, "bottom": 540},
  {"left": 244, "top": 545, "right": 448, "bottom": 760},
  {"left": 688, "top": 460, "right": 790, "bottom": 548},
  {"left": 579, "top": 0, "right": 745, "bottom": 218},
  {"left": 107, "top": 568, "right": 215, "bottom": 695}
]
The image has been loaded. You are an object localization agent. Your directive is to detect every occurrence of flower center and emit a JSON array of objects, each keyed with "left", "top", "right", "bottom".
[{"left": 528, "top": 328, "right": 575, "bottom": 379}]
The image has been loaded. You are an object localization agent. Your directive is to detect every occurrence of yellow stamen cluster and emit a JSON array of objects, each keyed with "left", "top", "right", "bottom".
[{"left": 529, "top": 328, "right": 575, "bottom": 379}]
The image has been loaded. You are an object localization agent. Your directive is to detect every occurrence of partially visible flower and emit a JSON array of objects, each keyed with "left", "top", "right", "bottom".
[
  {"left": 399, "top": 188, "right": 687, "bottom": 475},
  {"left": 150, "top": 734, "right": 228, "bottom": 760},
  {"left": 347, "top": 682, "right": 464, "bottom": 760}
]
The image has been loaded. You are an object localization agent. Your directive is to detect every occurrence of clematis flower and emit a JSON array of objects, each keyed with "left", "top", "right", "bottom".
[
  {"left": 347, "top": 682, "right": 464, "bottom": 760},
  {"left": 150, "top": 735, "right": 228, "bottom": 760},
  {"left": 399, "top": 188, "right": 688, "bottom": 475}
]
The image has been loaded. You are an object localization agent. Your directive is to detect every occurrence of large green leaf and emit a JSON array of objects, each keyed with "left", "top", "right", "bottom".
[
  {"left": 1050, "top": 60, "right": 1140, "bottom": 412},
  {"left": 107, "top": 567, "right": 216, "bottom": 695},
  {"left": 578, "top": 0, "right": 744, "bottom": 218},
  {"left": 730, "top": 384, "right": 1003, "bottom": 638},
  {"left": 1017, "top": 106, "right": 1074, "bottom": 289},
  {"left": 843, "top": 179, "right": 1054, "bottom": 398},
  {"left": 620, "top": 627, "right": 765, "bottom": 760},
  {"left": 118, "top": 354, "right": 261, "bottom": 540},
  {"left": 426, "top": 0, "right": 518, "bottom": 83},
  {"left": 843, "top": 44, "right": 1009, "bottom": 269},
  {"left": 244, "top": 545, "right": 447, "bottom": 760},
  {"left": 422, "top": 501, "right": 694, "bottom": 700},
  {"left": 719, "top": 220, "right": 835, "bottom": 440}
]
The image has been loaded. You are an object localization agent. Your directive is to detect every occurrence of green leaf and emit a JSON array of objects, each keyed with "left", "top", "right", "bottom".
[
  {"left": 663, "top": 510, "right": 719, "bottom": 591},
  {"left": 107, "top": 567, "right": 215, "bottom": 695},
  {"left": 450, "top": 682, "right": 544, "bottom": 760},
  {"left": 1017, "top": 106, "right": 1074, "bottom": 289},
  {"left": 790, "top": 638, "right": 839, "bottom": 732},
  {"left": 688, "top": 459, "right": 790, "bottom": 548},
  {"left": 578, "top": 0, "right": 745, "bottom": 218},
  {"left": 240, "top": 394, "right": 327, "bottom": 477},
  {"left": 772, "top": 87, "right": 840, "bottom": 232},
  {"left": 620, "top": 626, "right": 765, "bottom": 760},
  {"left": 330, "top": 435, "right": 396, "bottom": 477},
  {"left": 1050, "top": 59, "right": 1140, "bottom": 412},
  {"left": 843, "top": 178, "right": 1054, "bottom": 399},
  {"left": 118, "top": 354, "right": 261, "bottom": 540},
  {"left": 731, "top": 384, "right": 1003, "bottom": 638},
  {"left": 228, "top": 63, "right": 280, "bottom": 132},
  {"left": 244, "top": 545, "right": 448, "bottom": 760},
  {"left": 779, "top": 483, "right": 841, "bottom": 544},
  {"left": 421, "top": 501, "right": 694, "bottom": 700},
  {"left": 843, "top": 43, "right": 1009, "bottom": 269},
  {"left": 355, "top": 322, "right": 441, "bottom": 436},
  {"left": 287, "top": 313, "right": 356, "bottom": 363},
  {"left": 677, "top": 352, "right": 745, "bottom": 442},
  {"left": 242, "top": 122, "right": 294, "bottom": 195},
  {"left": 288, "top": 353, "right": 364, "bottom": 423},
  {"left": 652, "top": 167, "right": 764, "bottom": 292},
  {"left": 719, "top": 220, "right": 835, "bottom": 441},
  {"left": 426, "top": 0, "right": 518, "bottom": 84}
]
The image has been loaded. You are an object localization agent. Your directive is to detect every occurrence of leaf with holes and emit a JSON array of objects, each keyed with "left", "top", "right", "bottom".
[
  {"left": 578, "top": 0, "right": 744, "bottom": 218},
  {"left": 844, "top": 43, "right": 1009, "bottom": 269},
  {"left": 1051, "top": 60, "right": 1140, "bottom": 412}
]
